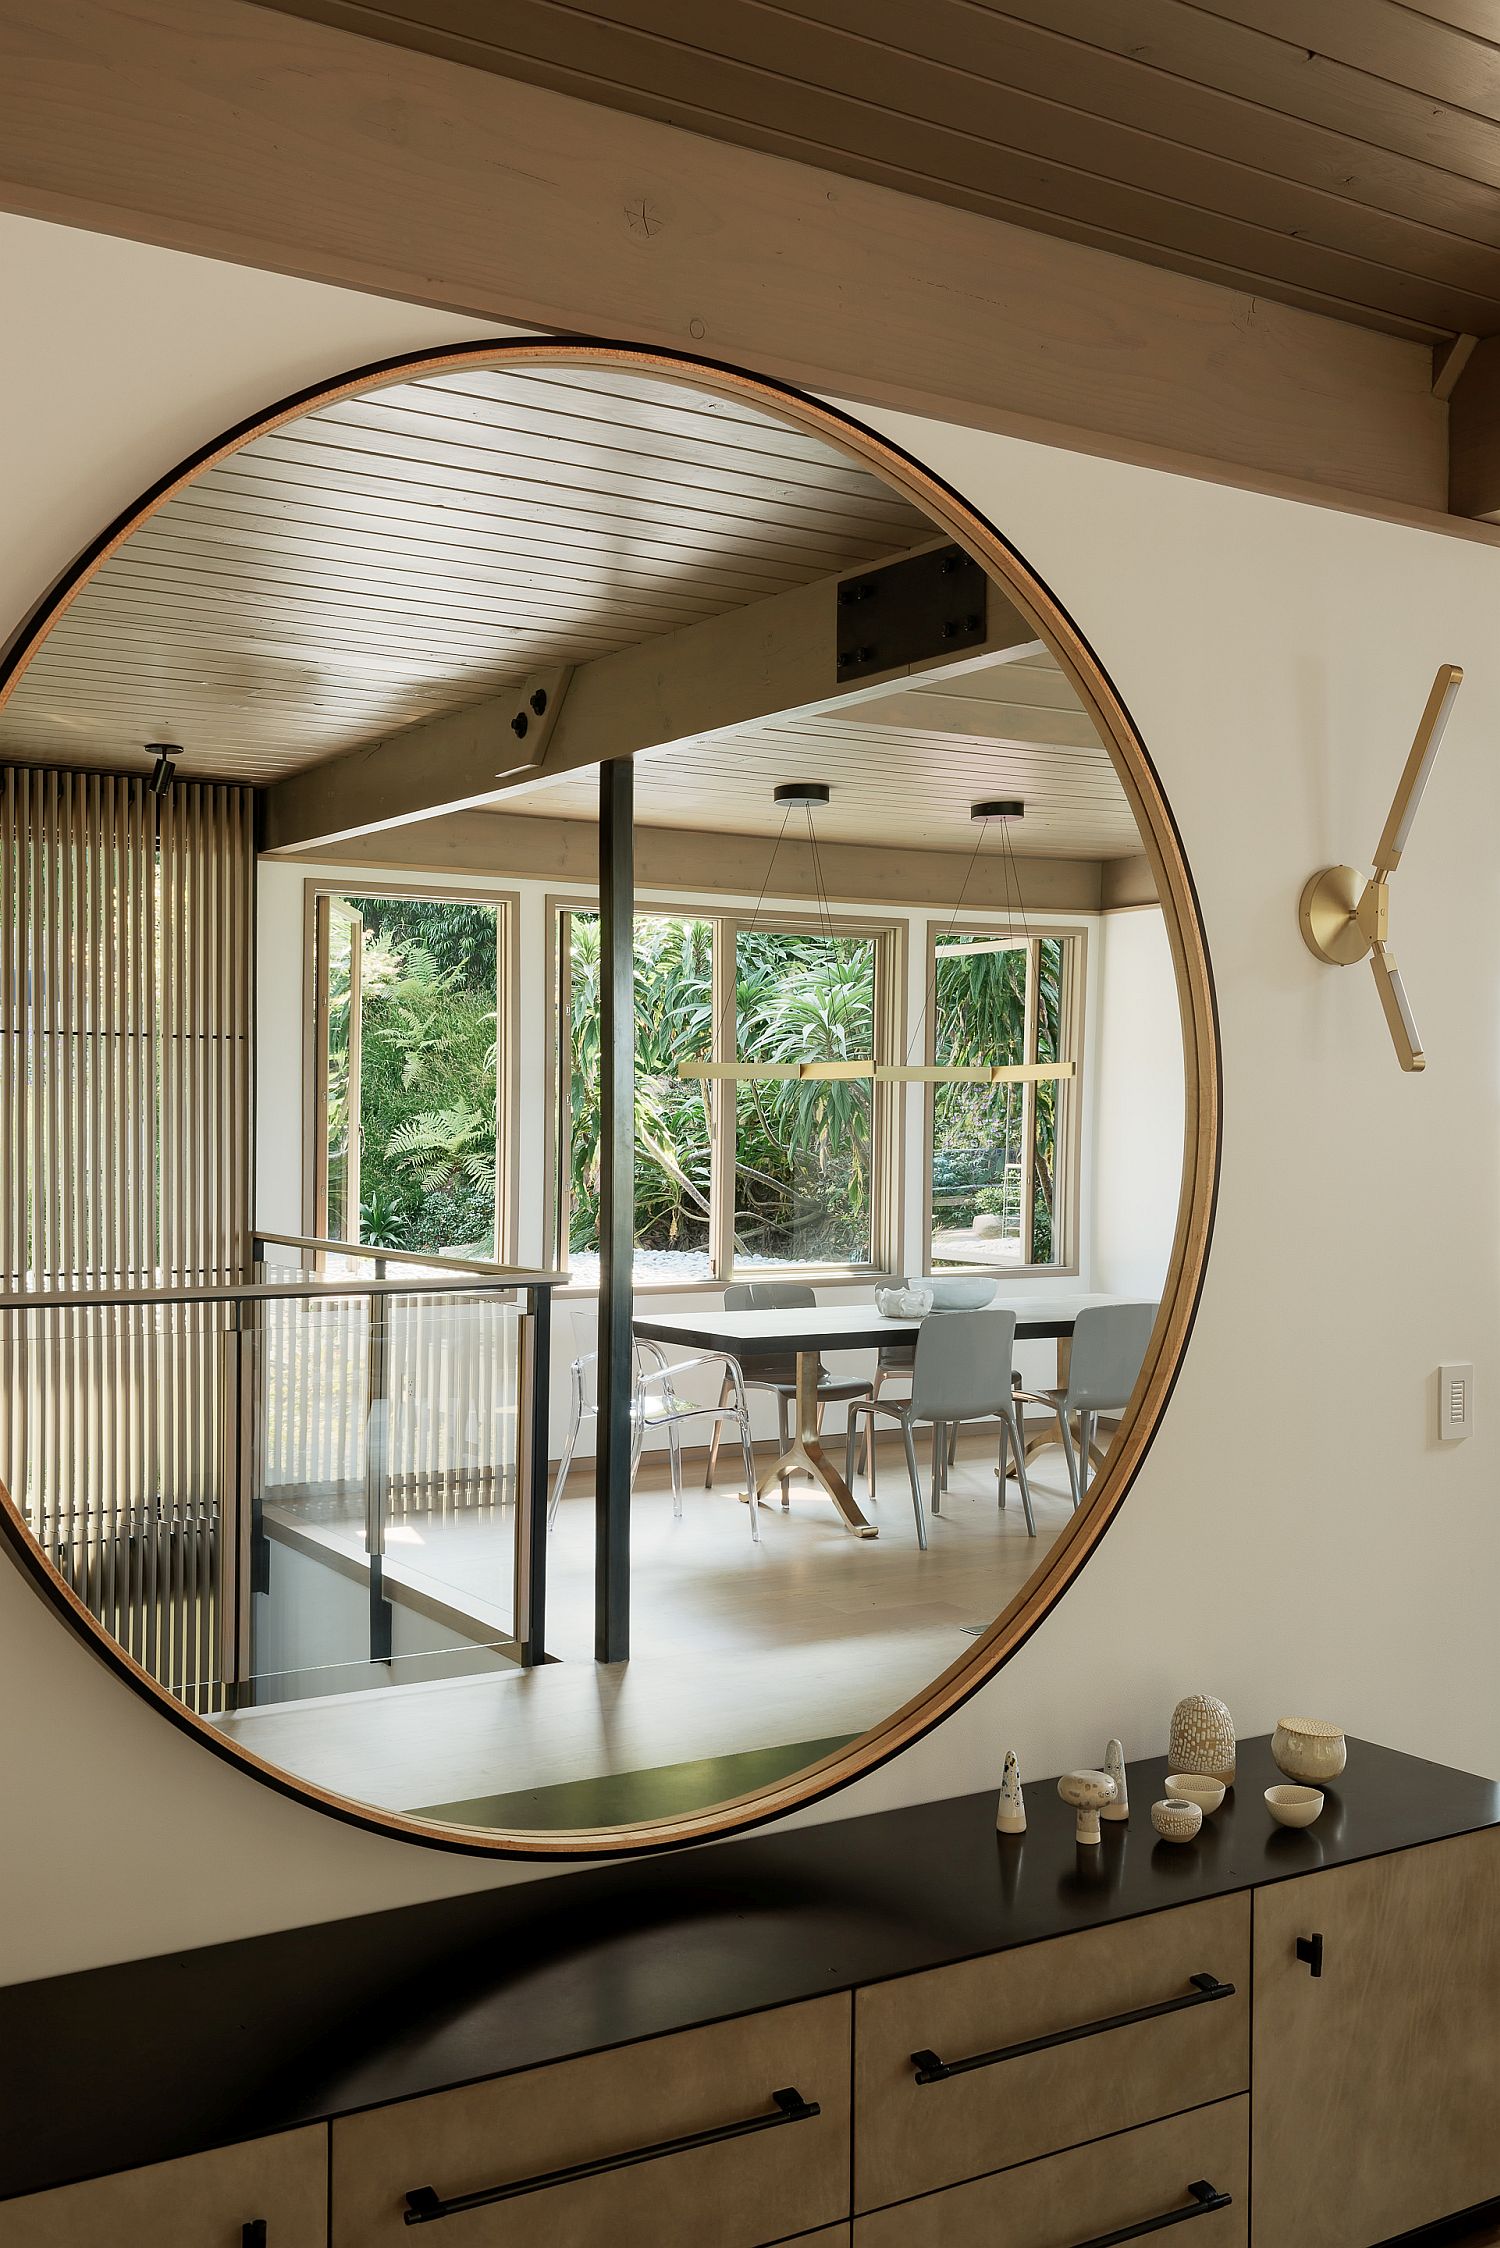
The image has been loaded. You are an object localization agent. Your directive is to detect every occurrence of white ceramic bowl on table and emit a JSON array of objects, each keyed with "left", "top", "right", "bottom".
[
  {"left": 906, "top": 1276, "right": 999, "bottom": 1309},
  {"left": 1265, "top": 1784, "right": 1324, "bottom": 1829}
]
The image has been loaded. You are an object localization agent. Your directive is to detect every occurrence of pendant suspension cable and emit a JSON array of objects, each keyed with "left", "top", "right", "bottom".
[
  {"left": 903, "top": 813, "right": 991, "bottom": 1067},
  {"left": 714, "top": 801, "right": 794, "bottom": 1058}
]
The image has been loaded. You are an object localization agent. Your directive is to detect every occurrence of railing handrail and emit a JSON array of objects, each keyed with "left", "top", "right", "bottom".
[
  {"left": 0, "top": 1270, "right": 561, "bottom": 1314},
  {"left": 253, "top": 1229, "right": 525, "bottom": 1280}
]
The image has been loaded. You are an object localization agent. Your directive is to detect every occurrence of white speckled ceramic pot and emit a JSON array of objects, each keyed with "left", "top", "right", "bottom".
[
  {"left": 1167, "top": 1694, "right": 1236, "bottom": 1785},
  {"left": 1151, "top": 1798, "right": 1203, "bottom": 1843}
]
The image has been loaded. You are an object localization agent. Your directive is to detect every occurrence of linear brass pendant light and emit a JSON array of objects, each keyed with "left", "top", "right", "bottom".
[
  {"left": 676, "top": 787, "right": 1076, "bottom": 1088},
  {"left": 1298, "top": 664, "right": 1462, "bottom": 1073}
]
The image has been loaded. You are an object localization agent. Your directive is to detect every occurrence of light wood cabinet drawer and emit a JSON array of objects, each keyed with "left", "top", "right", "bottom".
[
  {"left": 854, "top": 1893, "right": 1249, "bottom": 2209},
  {"left": 0, "top": 2127, "right": 327, "bottom": 2248},
  {"left": 331, "top": 1993, "right": 850, "bottom": 2247},
  {"left": 853, "top": 2095, "right": 1248, "bottom": 2248}
]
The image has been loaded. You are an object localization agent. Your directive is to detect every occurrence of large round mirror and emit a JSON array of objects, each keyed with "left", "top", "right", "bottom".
[{"left": 0, "top": 343, "right": 1215, "bottom": 1854}]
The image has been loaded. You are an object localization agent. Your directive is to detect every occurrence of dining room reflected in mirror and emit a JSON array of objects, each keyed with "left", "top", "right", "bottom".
[{"left": 0, "top": 340, "right": 1215, "bottom": 1857}]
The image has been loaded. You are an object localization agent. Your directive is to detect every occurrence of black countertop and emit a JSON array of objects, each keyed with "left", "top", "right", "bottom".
[{"left": 3, "top": 1735, "right": 1496, "bottom": 2201}]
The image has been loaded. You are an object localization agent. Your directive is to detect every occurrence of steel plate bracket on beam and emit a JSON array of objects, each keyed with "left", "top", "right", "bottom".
[{"left": 835, "top": 545, "right": 988, "bottom": 681}]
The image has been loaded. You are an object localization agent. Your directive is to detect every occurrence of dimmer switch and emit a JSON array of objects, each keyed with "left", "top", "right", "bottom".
[{"left": 1439, "top": 1363, "right": 1474, "bottom": 1441}]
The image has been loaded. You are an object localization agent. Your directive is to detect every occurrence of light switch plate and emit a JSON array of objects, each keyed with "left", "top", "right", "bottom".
[{"left": 1439, "top": 1362, "right": 1474, "bottom": 1442}]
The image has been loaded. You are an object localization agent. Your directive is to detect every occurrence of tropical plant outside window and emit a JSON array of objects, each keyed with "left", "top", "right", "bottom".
[
  {"left": 315, "top": 893, "right": 504, "bottom": 1259},
  {"left": 733, "top": 929, "right": 876, "bottom": 1266},
  {"left": 558, "top": 909, "right": 890, "bottom": 1280},
  {"left": 929, "top": 932, "right": 1074, "bottom": 1269}
]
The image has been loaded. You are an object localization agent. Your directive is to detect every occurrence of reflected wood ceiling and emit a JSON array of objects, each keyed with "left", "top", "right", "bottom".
[
  {"left": 257, "top": 0, "right": 1500, "bottom": 344},
  {"left": 507, "top": 650, "right": 1141, "bottom": 859},
  {"left": 0, "top": 364, "right": 931, "bottom": 780}
]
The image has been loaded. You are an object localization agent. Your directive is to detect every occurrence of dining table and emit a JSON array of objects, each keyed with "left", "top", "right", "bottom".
[{"left": 632, "top": 1292, "right": 1136, "bottom": 1538}]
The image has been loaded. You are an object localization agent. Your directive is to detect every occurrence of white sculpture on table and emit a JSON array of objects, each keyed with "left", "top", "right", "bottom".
[
  {"left": 1102, "top": 1739, "right": 1129, "bottom": 1821},
  {"left": 1058, "top": 1769, "right": 1117, "bottom": 1845},
  {"left": 996, "top": 1750, "right": 1026, "bottom": 1835}
]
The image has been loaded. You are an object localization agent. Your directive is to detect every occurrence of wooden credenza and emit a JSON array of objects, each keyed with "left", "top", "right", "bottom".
[{"left": 2, "top": 1739, "right": 1498, "bottom": 2248}]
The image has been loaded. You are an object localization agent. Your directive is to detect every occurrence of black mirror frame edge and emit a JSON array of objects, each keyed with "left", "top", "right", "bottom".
[{"left": 0, "top": 337, "right": 1221, "bottom": 1860}]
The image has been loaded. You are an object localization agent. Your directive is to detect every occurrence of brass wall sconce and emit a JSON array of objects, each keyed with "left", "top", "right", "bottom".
[{"left": 1298, "top": 664, "right": 1462, "bottom": 1073}]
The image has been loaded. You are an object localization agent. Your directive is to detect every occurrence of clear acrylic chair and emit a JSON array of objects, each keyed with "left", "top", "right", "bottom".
[
  {"left": 843, "top": 1307, "right": 1035, "bottom": 1549},
  {"left": 550, "top": 1322, "right": 763, "bottom": 1539},
  {"left": 705, "top": 1281, "right": 872, "bottom": 1505},
  {"left": 1018, "top": 1301, "right": 1158, "bottom": 1511}
]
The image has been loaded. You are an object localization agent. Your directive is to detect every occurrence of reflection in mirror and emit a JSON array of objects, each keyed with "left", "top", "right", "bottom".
[{"left": 0, "top": 350, "right": 1195, "bottom": 1847}]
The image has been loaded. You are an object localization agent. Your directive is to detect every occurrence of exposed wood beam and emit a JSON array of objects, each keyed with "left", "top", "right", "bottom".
[
  {"left": 0, "top": 0, "right": 1450, "bottom": 518},
  {"left": 1448, "top": 338, "right": 1500, "bottom": 518},
  {"left": 1432, "top": 334, "right": 1478, "bottom": 405},
  {"left": 273, "top": 807, "right": 1114, "bottom": 913},
  {"left": 260, "top": 545, "right": 1042, "bottom": 853}
]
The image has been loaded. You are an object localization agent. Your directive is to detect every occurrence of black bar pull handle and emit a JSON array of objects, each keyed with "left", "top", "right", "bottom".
[
  {"left": 1296, "top": 1933, "right": 1324, "bottom": 1978},
  {"left": 911, "top": 1972, "right": 1235, "bottom": 2083},
  {"left": 403, "top": 2086, "right": 820, "bottom": 2224},
  {"left": 1071, "top": 2179, "right": 1232, "bottom": 2246},
  {"left": 242, "top": 2225, "right": 267, "bottom": 2248}
]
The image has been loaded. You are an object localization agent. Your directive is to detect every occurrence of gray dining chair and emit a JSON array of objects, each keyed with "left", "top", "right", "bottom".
[
  {"left": 844, "top": 1308, "right": 1035, "bottom": 1549},
  {"left": 551, "top": 1318, "right": 763, "bottom": 1539},
  {"left": 1019, "top": 1301, "right": 1158, "bottom": 1512},
  {"left": 705, "top": 1281, "right": 873, "bottom": 1505}
]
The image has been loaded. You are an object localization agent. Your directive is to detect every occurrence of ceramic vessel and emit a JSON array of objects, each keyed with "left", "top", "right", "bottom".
[
  {"left": 1151, "top": 1797, "right": 1203, "bottom": 1843},
  {"left": 1058, "top": 1769, "right": 1117, "bottom": 1845},
  {"left": 1272, "top": 1718, "right": 1346, "bottom": 1786},
  {"left": 996, "top": 1749, "right": 1026, "bottom": 1835},
  {"left": 875, "top": 1284, "right": 933, "bottom": 1319},
  {"left": 913, "top": 1275, "right": 999, "bottom": 1310},
  {"left": 1168, "top": 1693, "right": 1236, "bottom": 1785},
  {"left": 1102, "top": 1738, "right": 1129, "bottom": 1821},
  {"left": 1265, "top": 1784, "right": 1324, "bottom": 1829},
  {"left": 1165, "top": 1773, "right": 1226, "bottom": 1816}
]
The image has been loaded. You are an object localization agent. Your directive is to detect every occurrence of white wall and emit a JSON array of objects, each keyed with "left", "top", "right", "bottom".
[
  {"left": 4, "top": 213, "right": 1499, "bottom": 1982},
  {"left": 1090, "top": 907, "right": 1183, "bottom": 1298}
]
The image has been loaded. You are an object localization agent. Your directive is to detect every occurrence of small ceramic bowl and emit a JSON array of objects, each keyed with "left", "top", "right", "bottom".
[
  {"left": 1265, "top": 1784, "right": 1324, "bottom": 1830},
  {"left": 1151, "top": 1797, "right": 1203, "bottom": 1844},
  {"left": 1164, "top": 1773, "right": 1226, "bottom": 1816}
]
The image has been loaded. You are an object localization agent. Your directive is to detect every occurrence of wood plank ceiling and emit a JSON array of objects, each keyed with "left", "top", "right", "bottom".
[
  {"left": 0, "top": 363, "right": 932, "bottom": 780},
  {"left": 256, "top": 0, "right": 1500, "bottom": 347}
]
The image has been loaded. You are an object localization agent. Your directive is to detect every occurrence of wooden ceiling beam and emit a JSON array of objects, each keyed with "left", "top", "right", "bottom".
[
  {"left": 1447, "top": 339, "right": 1500, "bottom": 518},
  {"left": 259, "top": 542, "right": 1042, "bottom": 853},
  {"left": 0, "top": 0, "right": 1451, "bottom": 519}
]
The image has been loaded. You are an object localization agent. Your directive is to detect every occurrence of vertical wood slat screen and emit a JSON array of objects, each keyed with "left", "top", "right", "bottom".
[{"left": 0, "top": 768, "right": 253, "bottom": 1708}]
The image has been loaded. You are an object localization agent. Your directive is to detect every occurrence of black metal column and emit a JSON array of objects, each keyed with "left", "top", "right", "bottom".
[
  {"left": 596, "top": 758, "right": 634, "bottom": 1662},
  {"left": 519, "top": 1282, "right": 551, "bottom": 1667}
]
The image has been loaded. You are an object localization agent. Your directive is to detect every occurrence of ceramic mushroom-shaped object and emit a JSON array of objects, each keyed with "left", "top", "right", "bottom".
[{"left": 1059, "top": 1769, "right": 1117, "bottom": 1845}]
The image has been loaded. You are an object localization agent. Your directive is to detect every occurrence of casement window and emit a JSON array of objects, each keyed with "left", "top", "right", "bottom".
[
  {"left": 925, "top": 929, "right": 1083, "bottom": 1273},
  {"left": 553, "top": 903, "right": 901, "bottom": 1282},
  {"left": 309, "top": 886, "right": 515, "bottom": 1262}
]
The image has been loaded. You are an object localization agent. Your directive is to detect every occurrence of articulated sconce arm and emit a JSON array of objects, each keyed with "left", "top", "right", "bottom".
[{"left": 1297, "top": 663, "right": 1461, "bottom": 1075}]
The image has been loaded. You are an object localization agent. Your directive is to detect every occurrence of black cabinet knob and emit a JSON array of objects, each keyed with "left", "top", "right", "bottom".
[{"left": 1296, "top": 1933, "right": 1324, "bottom": 1978}]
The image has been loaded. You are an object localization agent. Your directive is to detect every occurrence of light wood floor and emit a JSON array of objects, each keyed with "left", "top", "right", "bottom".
[{"left": 213, "top": 1428, "right": 1079, "bottom": 1823}]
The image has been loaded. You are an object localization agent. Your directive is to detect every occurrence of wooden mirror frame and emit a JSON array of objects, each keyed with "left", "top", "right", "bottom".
[{"left": 0, "top": 339, "right": 1219, "bottom": 1859}]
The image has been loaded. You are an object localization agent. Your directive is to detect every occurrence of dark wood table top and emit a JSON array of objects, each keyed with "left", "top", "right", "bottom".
[{"left": 1, "top": 1736, "right": 1495, "bottom": 2201}]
